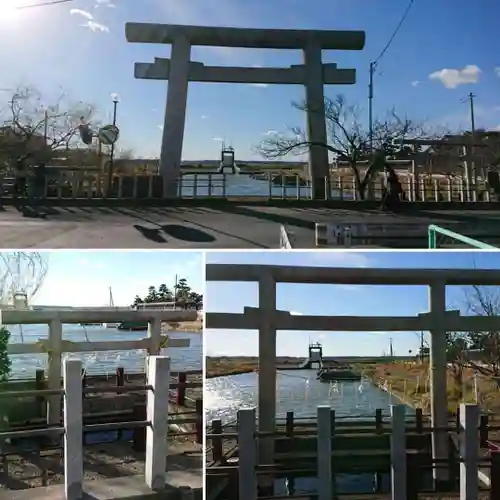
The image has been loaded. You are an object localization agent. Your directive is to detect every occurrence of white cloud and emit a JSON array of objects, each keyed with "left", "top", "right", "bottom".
[
  {"left": 157, "top": 125, "right": 163, "bottom": 131},
  {"left": 263, "top": 130, "right": 278, "bottom": 136},
  {"left": 95, "top": 0, "right": 116, "bottom": 8},
  {"left": 201, "top": 115, "right": 208, "bottom": 120},
  {"left": 411, "top": 80, "right": 420, "bottom": 87},
  {"left": 82, "top": 21, "right": 109, "bottom": 33},
  {"left": 70, "top": 8, "right": 93, "bottom": 20},
  {"left": 495, "top": 67, "right": 500, "bottom": 78},
  {"left": 212, "top": 137, "right": 224, "bottom": 142},
  {"left": 77, "top": 258, "right": 106, "bottom": 270},
  {"left": 429, "top": 65, "right": 481, "bottom": 89},
  {"left": 494, "top": 125, "right": 500, "bottom": 132},
  {"left": 309, "top": 251, "right": 372, "bottom": 268}
]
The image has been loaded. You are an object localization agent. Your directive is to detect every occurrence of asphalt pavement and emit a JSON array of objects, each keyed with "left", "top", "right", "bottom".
[{"left": 0, "top": 205, "right": 499, "bottom": 249}]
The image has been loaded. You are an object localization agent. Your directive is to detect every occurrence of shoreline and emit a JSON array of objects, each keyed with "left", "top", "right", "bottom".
[{"left": 206, "top": 356, "right": 303, "bottom": 378}]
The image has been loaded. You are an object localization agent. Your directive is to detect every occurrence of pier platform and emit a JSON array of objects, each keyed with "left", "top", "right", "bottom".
[{"left": 1, "top": 204, "right": 500, "bottom": 248}]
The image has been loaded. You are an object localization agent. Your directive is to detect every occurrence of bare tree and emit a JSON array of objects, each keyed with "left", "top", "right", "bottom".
[
  {"left": 0, "top": 86, "right": 98, "bottom": 172},
  {"left": 255, "top": 95, "right": 432, "bottom": 199},
  {"left": 461, "top": 285, "right": 500, "bottom": 382}
]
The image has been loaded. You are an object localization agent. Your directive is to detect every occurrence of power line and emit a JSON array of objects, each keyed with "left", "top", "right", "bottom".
[
  {"left": 373, "top": 0, "right": 416, "bottom": 67},
  {"left": 14, "top": 0, "right": 74, "bottom": 10},
  {"left": 368, "top": 0, "right": 417, "bottom": 150}
]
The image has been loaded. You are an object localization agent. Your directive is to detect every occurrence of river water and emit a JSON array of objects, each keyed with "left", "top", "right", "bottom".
[
  {"left": 180, "top": 173, "right": 352, "bottom": 199},
  {"left": 205, "top": 370, "right": 414, "bottom": 495},
  {"left": 7, "top": 324, "right": 201, "bottom": 379}
]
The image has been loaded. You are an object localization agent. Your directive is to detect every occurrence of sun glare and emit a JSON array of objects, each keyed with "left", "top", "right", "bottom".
[{"left": 0, "top": 0, "right": 26, "bottom": 22}]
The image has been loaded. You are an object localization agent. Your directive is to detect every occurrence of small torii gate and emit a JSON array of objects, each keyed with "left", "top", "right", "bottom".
[
  {"left": 125, "top": 23, "right": 365, "bottom": 199},
  {"left": 206, "top": 264, "right": 500, "bottom": 493}
]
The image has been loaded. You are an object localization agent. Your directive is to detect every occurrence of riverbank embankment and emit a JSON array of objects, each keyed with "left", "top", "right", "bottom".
[{"left": 206, "top": 356, "right": 303, "bottom": 377}]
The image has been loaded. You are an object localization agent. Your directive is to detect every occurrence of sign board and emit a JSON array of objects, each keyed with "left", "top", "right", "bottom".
[{"left": 98, "top": 124, "right": 120, "bottom": 145}]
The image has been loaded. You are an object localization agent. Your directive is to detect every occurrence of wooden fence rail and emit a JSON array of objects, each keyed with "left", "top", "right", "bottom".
[
  {"left": 207, "top": 404, "right": 498, "bottom": 500},
  {"left": 0, "top": 356, "right": 182, "bottom": 500}
]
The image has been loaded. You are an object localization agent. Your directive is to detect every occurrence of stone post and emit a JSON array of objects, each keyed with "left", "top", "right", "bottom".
[
  {"left": 148, "top": 317, "right": 163, "bottom": 356},
  {"left": 64, "top": 358, "right": 83, "bottom": 500},
  {"left": 160, "top": 36, "right": 191, "bottom": 198},
  {"left": 48, "top": 319, "right": 62, "bottom": 426},
  {"left": 317, "top": 406, "right": 333, "bottom": 500},
  {"left": 460, "top": 404, "right": 479, "bottom": 500},
  {"left": 390, "top": 404, "right": 406, "bottom": 500},
  {"left": 303, "top": 43, "right": 329, "bottom": 200},
  {"left": 257, "top": 273, "right": 277, "bottom": 496},
  {"left": 238, "top": 408, "right": 257, "bottom": 500},
  {"left": 145, "top": 355, "right": 170, "bottom": 491},
  {"left": 428, "top": 281, "right": 449, "bottom": 488}
]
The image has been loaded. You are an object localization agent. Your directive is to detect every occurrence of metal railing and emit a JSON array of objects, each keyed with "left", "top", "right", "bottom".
[
  {"left": 0, "top": 168, "right": 497, "bottom": 202},
  {"left": 206, "top": 404, "right": 497, "bottom": 500},
  {"left": 428, "top": 224, "right": 499, "bottom": 249},
  {"left": 0, "top": 356, "right": 181, "bottom": 500}
]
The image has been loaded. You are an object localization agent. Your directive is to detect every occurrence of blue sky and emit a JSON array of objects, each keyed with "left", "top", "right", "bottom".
[
  {"left": 205, "top": 250, "right": 500, "bottom": 357},
  {"left": 1, "top": 0, "right": 499, "bottom": 160},
  {"left": 3, "top": 250, "right": 203, "bottom": 306}
]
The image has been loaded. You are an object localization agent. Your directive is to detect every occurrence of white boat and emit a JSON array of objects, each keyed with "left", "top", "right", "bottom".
[{"left": 104, "top": 286, "right": 119, "bottom": 328}]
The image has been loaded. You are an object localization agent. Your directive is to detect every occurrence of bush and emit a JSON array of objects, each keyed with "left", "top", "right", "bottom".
[{"left": 0, "top": 326, "right": 11, "bottom": 382}]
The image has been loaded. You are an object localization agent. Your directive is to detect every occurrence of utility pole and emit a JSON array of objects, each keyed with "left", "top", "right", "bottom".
[
  {"left": 468, "top": 92, "right": 476, "bottom": 137},
  {"left": 389, "top": 337, "right": 394, "bottom": 358},
  {"left": 464, "top": 92, "right": 477, "bottom": 199},
  {"left": 368, "top": 62, "right": 375, "bottom": 152}
]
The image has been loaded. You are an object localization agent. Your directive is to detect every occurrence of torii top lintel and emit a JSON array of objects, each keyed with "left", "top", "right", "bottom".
[{"left": 125, "top": 23, "right": 366, "bottom": 50}]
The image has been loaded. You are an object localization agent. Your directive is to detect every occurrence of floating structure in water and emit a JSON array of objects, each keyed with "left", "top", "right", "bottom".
[{"left": 316, "top": 367, "right": 361, "bottom": 382}]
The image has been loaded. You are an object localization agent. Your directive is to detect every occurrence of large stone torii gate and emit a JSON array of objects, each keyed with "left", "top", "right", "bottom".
[
  {"left": 205, "top": 264, "right": 500, "bottom": 493},
  {"left": 125, "top": 23, "right": 365, "bottom": 198}
]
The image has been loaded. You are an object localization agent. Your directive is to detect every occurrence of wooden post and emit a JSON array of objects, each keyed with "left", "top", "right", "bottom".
[
  {"left": 415, "top": 408, "right": 423, "bottom": 434},
  {"left": 390, "top": 404, "right": 406, "bottom": 500},
  {"left": 238, "top": 408, "right": 257, "bottom": 500},
  {"left": 195, "top": 398, "right": 203, "bottom": 444},
  {"left": 132, "top": 404, "right": 146, "bottom": 452},
  {"left": 460, "top": 403, "right": 479, "bottom": 500},
  {"left": 317, "top": 406, "right": 333, "bottom": 500},
  {"left": 145, "top": 356, "right": 170, "bottom": 491},
  {"left": 375, "top": 408, "right": 383, "bottom": 433},
  {"left": 47, "top": 319, "right": 62, "bottom": 426},
  {"left": 285, "top": 411, "right": 294, "bottom": 437},
  {"left": 491, "top": 450, "right": 500, "bottom": 500},
  {"left": 116, "top": 367, "right": 125, "bottom": 394},
  {"left": 177, "top": 372, "right": 187, "bottom": 405},
  {"left": 479, "top": 414, "right": 488, "bottom": 447},
  {"left": 35, "top": 369, "right": 45, "bottom": 419},
  {"left": 63, "top": 358, "right": 83, "bottom": 500},
  {"left": 212, "top": 420, "right": 223, "bottom": 463}
]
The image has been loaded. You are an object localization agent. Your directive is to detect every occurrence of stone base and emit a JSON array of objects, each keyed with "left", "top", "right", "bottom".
[{"left": 0, "top": 471, "right": 202, "bottom": 500}]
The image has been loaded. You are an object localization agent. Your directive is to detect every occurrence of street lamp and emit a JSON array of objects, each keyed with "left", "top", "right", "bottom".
[{"left": 107, "top": 93, "right": 120, "bottom": 193}]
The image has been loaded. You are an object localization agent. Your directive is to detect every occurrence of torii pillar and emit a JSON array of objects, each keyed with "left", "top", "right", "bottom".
[{"left": 126, "top": 24, "right": 365, "bottom": 199}]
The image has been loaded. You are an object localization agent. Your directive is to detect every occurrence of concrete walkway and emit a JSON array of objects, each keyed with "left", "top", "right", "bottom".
[
  {"left": 0, "top": 472, "right": 202, "bottom": 500},
  {"left": 1, "top": 205, "right": 500, "bottom": 248}
]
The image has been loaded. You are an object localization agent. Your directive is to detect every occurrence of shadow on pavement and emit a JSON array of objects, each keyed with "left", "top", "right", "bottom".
[
  {"left": 161, "top": 224, "right": 216, "bottom": 243},
  {"left": 133, "top": 225, "right": 167, "bottom": 243}
]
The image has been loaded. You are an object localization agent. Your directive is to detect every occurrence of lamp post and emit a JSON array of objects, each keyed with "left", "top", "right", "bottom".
[{"left": 107, "top": 93, "right": 119, "bottom": 194}]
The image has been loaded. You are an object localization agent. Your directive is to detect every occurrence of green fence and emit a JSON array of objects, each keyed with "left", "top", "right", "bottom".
[{"left": 428, "top": 224, "right": 498, "bottom": 249}]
